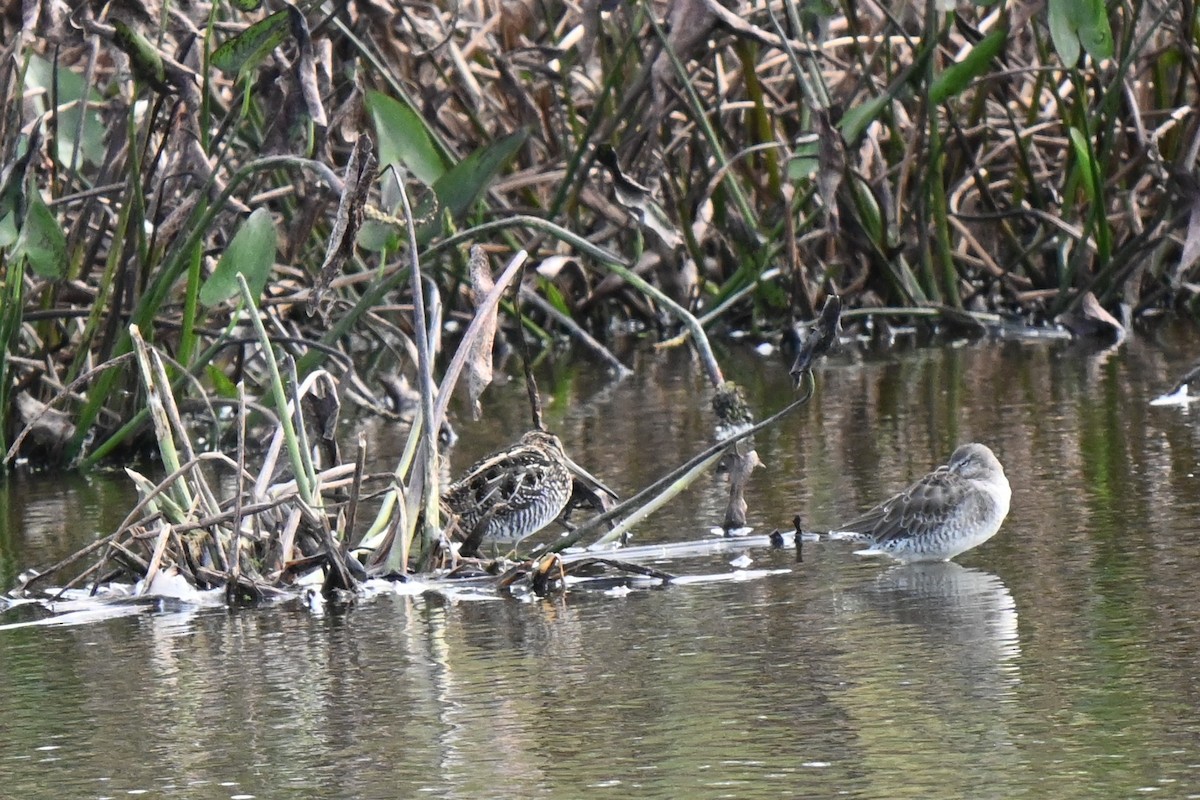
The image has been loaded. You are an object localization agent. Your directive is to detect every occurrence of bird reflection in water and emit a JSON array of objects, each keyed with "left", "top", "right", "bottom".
[{"left": 842, "top": 561, "right": 1020, "bottom": 697}]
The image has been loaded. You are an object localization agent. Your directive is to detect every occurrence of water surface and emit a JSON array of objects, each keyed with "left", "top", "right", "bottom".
[{"left": 4, "top": 330, "right": 1200, "bottom": 798}]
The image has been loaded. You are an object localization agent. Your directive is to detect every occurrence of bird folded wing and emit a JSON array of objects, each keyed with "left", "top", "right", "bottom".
[{"left": 834, "top": 468, "right": 964, "bottom": 545}]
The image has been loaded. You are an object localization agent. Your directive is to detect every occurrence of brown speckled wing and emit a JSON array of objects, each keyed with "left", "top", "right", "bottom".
[
  {"left": 442, "top": 434, "right": 575, "bottom": 554},
  {"left": 446, "top": 448, "right": 556, "bottom": 515},
  {"left": 839, "top": 466, "right": 971, "bottom": 546}
]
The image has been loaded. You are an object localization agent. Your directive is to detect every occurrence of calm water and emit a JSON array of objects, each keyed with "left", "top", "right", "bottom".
[{"left": 5, "top": 329, "right": 1200, "bottom": 799}]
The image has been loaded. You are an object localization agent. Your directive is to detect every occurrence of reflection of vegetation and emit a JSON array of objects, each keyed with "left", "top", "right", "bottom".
[
  {"left": 0, "top": 514, "right": 15, "bottom": 593},
  {"left": 0, "top": 472, "right": 136, "bottom": 593}
]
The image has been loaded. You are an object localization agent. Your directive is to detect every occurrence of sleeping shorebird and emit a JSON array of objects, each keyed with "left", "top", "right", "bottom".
[{"left": 829, "top": 443, "right": 1011, "bottom": 563}]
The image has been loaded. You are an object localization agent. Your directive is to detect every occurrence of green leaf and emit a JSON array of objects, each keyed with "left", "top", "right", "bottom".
[
  {"left": 365, "top": 90, "right": 447, "bottom": 186},
  {"left": 1048, "top": 0, "right": 1113, "bottom": 65},
  {"left": 112, "top": 20, "right": 167, "bottom": 90},
  {"left": 409, "top": 129, "right": 526, "bottom": 245},
  {"left": 849, "top": 176, "right": 883, "bottom": 244},
  {"left": 25, "top": 56, "right": 106, "bottom": 166},
  {"left": 1048, "top": 0, "right": 1080, "bottom": 65},
  {"left": 0, "top": 213, "right": 17, "bottom": 249},
  {"left": 357, "top": 167, "right": 402, "bottom": 252},
  {"left": 1076, "top": 0, "right": 1114, "bottom": 60},
  {"left": 838, "top": 93, "right": 891, "bottom": 143},
  {"left": 540, "top": 279, "right": 570, "bottom": 316},
  {"left": 1069, "top": 127, "right": 1099, "bottom": 204},
  {"left": 929, "top": 29, "right": 1008, "bottom": 104},
  {"left": 15, "top": 187, "right": 66, "bottom": 279},
  {"left": 211, "top": 9, "right": 291, "bottom": 77},
  {"left": 431, "top": 129, "right": 527, "bottom": 220},
  {"left": 786, "top": 137, "right": 820, "bottom": 181},
  {"left": 206, "top": 364, "right": 239, "bottom": 398},
  {"left": 359, "top": 130, "right": 527, "bottom": 247},
  {"left": 356, "top": 220, "right": 400, "bottom": 252},
  {"left": 200, "top": 207, "right": 277, "bottom": 307},
  {"left": 229, "top": 0, "right": 262, "bottom": 10}
]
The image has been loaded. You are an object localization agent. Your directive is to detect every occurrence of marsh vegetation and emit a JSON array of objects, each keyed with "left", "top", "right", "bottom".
[{"left": 0, "top": 0, "right": 1193, "bottom": 596}]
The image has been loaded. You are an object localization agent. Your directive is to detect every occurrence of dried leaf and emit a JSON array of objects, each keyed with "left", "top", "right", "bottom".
[
  {"left": 15, "top": 392, "right": 76, "bottom": 455},
  {"left": 790, "top": 294, "right": 842, "bottom": 383},
  {"left": 722, "top": 448, "right": 763, "bottom": 533},
  {"left": 309, "top": 135, "right": 374, "bottom": 316},
  {"left": 651, "top": 0, "right": 718, "bottom": 111},
  {"left": 596, "top": 146, "right": 682, "bottom": 248},
  {"left": 535, "top": 255, "right": 577, "bottom": 279},
  {"left": 577, "top": 0, "right": 601, "bottom": 61},
  {"left": 289, "top": 6, "right": 327, "bottom": 126},
  {"left": 466, "top": 246, "right": 498, "bottom": 419},
  {"left": 301, "top": 371, "right": 341, "bottom": 468},
  {"left": 1056, "top": 291, "right": 1126, "bottom": 341},
  {"left": 1178, "top": 201, "right": 1200, "bottom": 287},
  {"left": 814, "top": 109, "right": 845, "bottom": 233}
]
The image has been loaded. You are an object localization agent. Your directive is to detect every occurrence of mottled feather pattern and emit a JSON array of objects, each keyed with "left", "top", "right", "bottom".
[
  {"left": 833, "top": 443, "right": 1011, "bottom": 563},
  {"left": 444, "top": 431, "right": 574, "bottom": 547}
]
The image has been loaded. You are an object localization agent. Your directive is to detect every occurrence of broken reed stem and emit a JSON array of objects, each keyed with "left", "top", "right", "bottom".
[
  {"left": 129, "top": 325, "right": 195, "bottom": 514},
  {"left": 590, "top": 449, "right": 728, "bottom": 546},
  {"left": 18, "top": 532, "right": 121, "bottom": 592},
  {"left": 128, "top": 327, "right": 238, "bottom": 573},
  {"left": 284, "top": 356, "right": 322, "bottom": 513},
  {"left": 173, "top": 499, "right": 290, "bottom": 535},
  {"left": 93, "top": 539, "right": 150, "bottom": 596},
  {"left": 430, "top": 217, "right": 722, "bottom": 385},
  {"left": 230, "top": 380, "right": 247, "bottom": 594},
  {"left": 431, "top": 249, "right": 528, "bottom": 432},
  {"left": 236, "top": 273, "right": 315, "bottom": 504},
  {"left": 138, "top": 523, "right": 173, "bottom": 596},
  {"left": 111, "top": 451, "right": 254, "bottom": 545},
  {"left": 398, "top": 176, "right": 440, "bottom": 571},
  {"left": 145, "top": 334, "right": 228, "bottom": 571},
  {"left": 519, "top": 287, "right": 632, "bottom": 376},
  {"left": 557, "top": 370, "right": 816, "bottom": 551},
  {"left": 55, "top": 561, "right": 105, "bottom": 596},
  {"left": 345, "top": 431, "right": 367, "bottom": 547}
]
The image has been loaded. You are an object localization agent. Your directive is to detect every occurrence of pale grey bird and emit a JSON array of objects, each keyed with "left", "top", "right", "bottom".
[{"left": 830, "top": 443, "right": 1011, "bottom": 563}]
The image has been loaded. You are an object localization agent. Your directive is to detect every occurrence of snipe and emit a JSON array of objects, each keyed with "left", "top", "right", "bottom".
[
  {"left": 829, "top": 443, "right": 1011, "bottom": 563},
  {"left": 444, "top": 430, "right": 615, "bottom": 557}
]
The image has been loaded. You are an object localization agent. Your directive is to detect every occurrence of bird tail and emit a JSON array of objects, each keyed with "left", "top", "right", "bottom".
[{"left": 825, "top": 529, "right": 872, "bottom": 542}]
